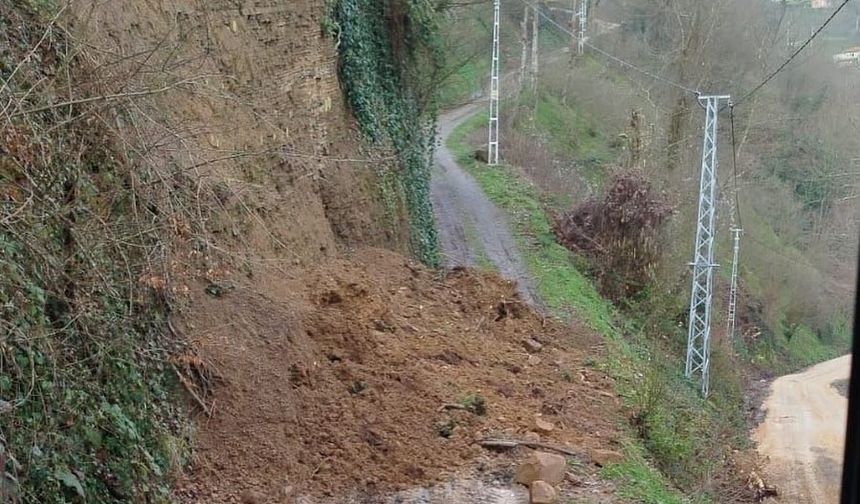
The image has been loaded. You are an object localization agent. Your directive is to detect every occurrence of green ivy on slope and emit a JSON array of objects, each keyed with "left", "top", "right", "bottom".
[
  {"left": 328, "top": 0, "right": 442, "bottom": 267},
  {"left": 0, "top": 4, "right": 186, "bottom": 502}
]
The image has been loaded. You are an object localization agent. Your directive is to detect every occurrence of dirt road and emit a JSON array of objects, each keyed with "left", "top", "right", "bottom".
[
  {"left": 754, "top": 354, "right": 852, "bottom": 503},
  {"left": 431, "top": 101, "right": 540, "bottom": 306}
]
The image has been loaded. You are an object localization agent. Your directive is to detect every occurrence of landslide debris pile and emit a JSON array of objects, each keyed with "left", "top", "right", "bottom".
[{"left": 174, "top": 248, "right": 619, "bottom": 502}]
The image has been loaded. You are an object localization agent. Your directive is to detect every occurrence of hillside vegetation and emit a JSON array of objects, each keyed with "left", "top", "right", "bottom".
[
  {"left": 439, "top": 0, "right": 857, "bottom": 374},
  {"left": 1, "top": 4, "right": 185, "bottom": 501}
]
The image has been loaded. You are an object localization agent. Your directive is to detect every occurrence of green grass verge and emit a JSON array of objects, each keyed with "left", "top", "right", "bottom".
[
  {"left": 533, "top": 93, "right": 618, "bottom": 173},
  {"left": 602, "top": 443, "right": 691, "bottom": 504}
]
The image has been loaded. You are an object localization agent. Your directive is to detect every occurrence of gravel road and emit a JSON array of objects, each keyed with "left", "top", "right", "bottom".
[
  {"left": 430, "top": 100, "right": 540, "bottom": 307},
  {"left": 754, "top": 354, "right": 851, "bottom": 503}
]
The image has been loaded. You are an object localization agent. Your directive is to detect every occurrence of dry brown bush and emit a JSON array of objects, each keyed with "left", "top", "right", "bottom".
[{"left": 554, "top": 170, "right": 673, "bottom": 301}]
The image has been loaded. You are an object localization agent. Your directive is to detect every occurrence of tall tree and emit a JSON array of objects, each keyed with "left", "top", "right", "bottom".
[
  {"left": 520, "top": 6, "right": 530, "bottom": 91},
  {"left": 530, "top": 5, "right": 539, "bottom": 93}
]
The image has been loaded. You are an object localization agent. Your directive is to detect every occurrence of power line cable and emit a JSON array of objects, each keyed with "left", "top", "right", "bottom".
[
  {"left": 733, "top": 0, "right": 851, "bottom": 107},
  {"left": 516, "top": 0, "right": 850, "bottom": 109},
  {"left": 515, "top": 0, "right": 701, "bottom": 96}
]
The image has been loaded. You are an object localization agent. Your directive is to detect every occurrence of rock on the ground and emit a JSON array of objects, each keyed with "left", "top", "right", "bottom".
[
  {"left": 529, "top": 480, "right": 558, "bottom": 504},
  {"left": 515, "top": 451, "right": 566, "bottom": 486},
  {"left": 527, "top": 355, "right": 541, "bottom": 366},
  {"left": 522, "top": 338, "right": 543, "bottom": 353},
  {"left": 565, "top": 471, "right": 584, "bottom": 486},
  {"left": 239, "top": 489, "right": 266, "bottom": 504},
  {"left": 533, "top": 415, "right": 554, "bottom": 433},
  {"left": 589, "top": 448, "right": 624, "bottom": 467}
]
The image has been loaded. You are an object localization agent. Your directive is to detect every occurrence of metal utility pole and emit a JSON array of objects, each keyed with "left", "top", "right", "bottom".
[
  {"left": 685, "top": 94, "right": 730, "bottom": 397},
  {"left": 726, "top": 228, "right": 743, "bottom": 342},
  {"left": 488, "top": 0, "right": 501, "bottom": 166},
  {"left": 577, "top": 0, "right": 588, "bottom": 55}
]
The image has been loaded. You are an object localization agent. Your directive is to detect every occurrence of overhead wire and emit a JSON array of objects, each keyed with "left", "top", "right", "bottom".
[
  {"left": 509, "top": 0, "right": 850, "bottom": 260},
  {"left": 516, "top": 0, "right": 850, "bottom": 109},
  {"left": 726, "top": 0, "right": 851, "bottom": 252},
  {"left": 514, "top": 0, "right": 701, "bottom": 96},
  {"left": 732, "top": 0, "right": 852, "bottom": 107},
  {"left": 514, "top": 0, "right": 755, "bottom": 235},
  {"left": 517, "top": 0, "right": 816, "bottom": 116}
]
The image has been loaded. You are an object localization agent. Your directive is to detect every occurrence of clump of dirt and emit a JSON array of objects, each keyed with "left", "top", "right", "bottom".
[
  {"left": 831, "top": 378, "right": 849, "bottom": 398},
  {"left": 719, "top": 450, "right": 779, "bottom": 503},
  {"left": 174, "top": 249, "right": 620, "bottom": 502}
]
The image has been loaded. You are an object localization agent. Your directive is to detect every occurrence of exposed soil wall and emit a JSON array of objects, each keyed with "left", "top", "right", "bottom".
[{"left": 66, "top": 0, "right": 408, "bottom": 268}]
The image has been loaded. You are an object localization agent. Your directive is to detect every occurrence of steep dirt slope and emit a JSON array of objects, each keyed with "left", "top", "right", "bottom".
[
  {"left": 66, "top": 0, "right": 407, "bottom": 269},
  {"left": 172, "top": 248, "right": 621, "bottom": 502}
]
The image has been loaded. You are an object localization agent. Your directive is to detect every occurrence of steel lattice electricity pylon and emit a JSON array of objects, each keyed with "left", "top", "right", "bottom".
[
  {"left": 487, "top": 0, "right": 501, "bottom": 166},
  {"left": 685, "top": 94, "right": 730, "bottom": 397},
  {"left": 577, "top": 0, "right": 588, "bottom": 55},
  {"left": 726, "top": 228, "right": 743, "bottom": 342}
]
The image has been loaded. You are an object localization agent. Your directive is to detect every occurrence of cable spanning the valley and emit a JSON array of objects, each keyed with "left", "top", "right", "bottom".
[
  {"left": 517, "top": 0, "right": 851, "bottom": 110},
  {"left": 733, "top": 0, "right": 852, "bottom": 107},
  {"left": 729, "top": 105, "right": 744, "bottom": 230},
  {"left": 515, "top": 0, "right": 849, "bottom": 233},
  {"left": 515, "top": 0, "right": 701, "bottom": 96},
  {"left": 724, "top": 0, "right": 848, "bottom": 231}
]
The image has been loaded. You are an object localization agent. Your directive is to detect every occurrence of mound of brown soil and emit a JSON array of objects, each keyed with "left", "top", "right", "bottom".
[{"left": 174, "top": 249, "right": 619, "bottom": 502}]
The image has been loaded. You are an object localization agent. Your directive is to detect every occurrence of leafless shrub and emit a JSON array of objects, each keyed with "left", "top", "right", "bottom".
[{"left": 553, "top": 170, "right": 673, "bottom": 300}]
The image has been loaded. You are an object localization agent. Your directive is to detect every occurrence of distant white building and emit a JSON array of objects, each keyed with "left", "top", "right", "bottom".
[
  {"left": 771, "top": 0, "right": 832, "bottom": 7},
  {"left": 833, "top": 47, "right": 860, "bottom": 66}
]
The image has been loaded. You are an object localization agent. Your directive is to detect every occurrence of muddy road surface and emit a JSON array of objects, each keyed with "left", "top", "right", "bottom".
[
  {"left": 754, "top": 354, "right": 851, "bottom": 503},
  {"left": 430, "top": 101, "right": 540, "bottom": 306}
]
